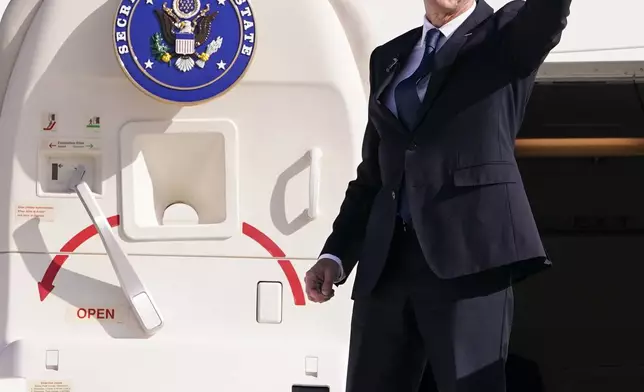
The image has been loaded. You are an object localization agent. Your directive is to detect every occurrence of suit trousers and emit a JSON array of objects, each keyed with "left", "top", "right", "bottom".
[{"left": 346, "top": 220, "right": 514, "bottom": 392}]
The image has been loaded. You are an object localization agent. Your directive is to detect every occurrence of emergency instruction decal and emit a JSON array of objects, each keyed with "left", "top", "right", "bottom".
[
  {"left": 42, "top": 139, "right": 100, "bottom": 151},
  {"left": 16, "top": 204, "right": 55, "bottom": 221},
  {"left": 29, "top": 380, "right": 71, "bottom": 392}
]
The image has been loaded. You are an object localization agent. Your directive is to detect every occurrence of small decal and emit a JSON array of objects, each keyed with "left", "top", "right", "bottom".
[
  {"left": 65, "top": 305, "right": 129, "bottom": 324},
  {"left": 29, "top": 380, "right": 72, "bottom": 392},
  {"left": 42, "top": 113, "right": 57, "bottom": 132},
  {"left": 86, "top": 116, "right": 100, "bottom": 129},
  {"left": 16, "top": 204, "right": 55, "bottom": 222}
]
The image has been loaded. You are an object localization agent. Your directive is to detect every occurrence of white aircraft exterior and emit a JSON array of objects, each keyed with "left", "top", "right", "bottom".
[{"left": 0, "top": 0, "right": 639, "bottom": 391}]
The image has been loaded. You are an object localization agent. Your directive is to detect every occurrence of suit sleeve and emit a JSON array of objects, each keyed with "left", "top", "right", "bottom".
[
  {"left": 318, "top": 48, "right": 382, "bottom": 283},
  {"left": 499, "top": 0, "right": 572, "bottom": 72}
]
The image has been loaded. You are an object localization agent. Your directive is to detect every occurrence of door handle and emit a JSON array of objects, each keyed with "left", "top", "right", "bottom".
[{"left": 69, "top": 165, "right": 164, "bottom": 336}]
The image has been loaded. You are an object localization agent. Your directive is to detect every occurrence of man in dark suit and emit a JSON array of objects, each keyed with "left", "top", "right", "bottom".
[{"left": 305, "top": 0, "right": 571, "bottom": 390}]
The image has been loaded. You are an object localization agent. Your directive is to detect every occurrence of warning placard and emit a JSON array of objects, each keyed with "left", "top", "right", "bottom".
[
  {"left": 16, "top": 204, "right": 55, "bottom": 221},
  {"left": 29, "top": 380, "right": 71, "bottom": 392}
]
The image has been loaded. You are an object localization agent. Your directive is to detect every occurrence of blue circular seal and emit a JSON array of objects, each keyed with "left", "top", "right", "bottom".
[{"left": 114, "top": 0, "right": 256, "bottom": 104}]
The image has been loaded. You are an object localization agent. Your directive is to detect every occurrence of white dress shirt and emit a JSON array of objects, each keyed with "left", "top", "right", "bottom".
[{"left": 321, "top": 4, "right": 477, "bottom": 282}]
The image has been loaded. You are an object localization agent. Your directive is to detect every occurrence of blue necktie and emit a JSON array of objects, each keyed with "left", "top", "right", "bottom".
[{"left": 394, "top": 28, "right": 442, "bottom": 224}]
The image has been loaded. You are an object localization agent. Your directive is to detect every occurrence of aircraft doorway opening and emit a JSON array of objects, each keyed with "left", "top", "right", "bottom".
[{"left": 507, "top": 81, "right": 644, "bottom": 391}]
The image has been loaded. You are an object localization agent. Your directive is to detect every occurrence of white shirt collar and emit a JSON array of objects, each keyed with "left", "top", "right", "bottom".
[{"left": 420, "top": 2, "right": 477, "bottom": 46}]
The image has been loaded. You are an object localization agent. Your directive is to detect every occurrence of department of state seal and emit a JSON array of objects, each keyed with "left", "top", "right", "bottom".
[{"left": 114, "top": 0, "right": 256, "bottom": 104}]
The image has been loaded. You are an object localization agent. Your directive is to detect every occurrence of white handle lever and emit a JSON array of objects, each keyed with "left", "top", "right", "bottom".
[
  {"left": 306, "top": 148, "right": 322, "bottom": 220},
  {"left": 69, "top": 166, "right": 164, "bottom": 336}
]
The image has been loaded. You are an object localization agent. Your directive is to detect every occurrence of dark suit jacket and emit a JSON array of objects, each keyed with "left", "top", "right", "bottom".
[{"left": 321, "top": 0, "right": 572, "bottom": 296}]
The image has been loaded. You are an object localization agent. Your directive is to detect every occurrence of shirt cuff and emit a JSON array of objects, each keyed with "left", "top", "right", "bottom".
[{"left": 318, "top": 253, "right": 345, "bottom": 283}]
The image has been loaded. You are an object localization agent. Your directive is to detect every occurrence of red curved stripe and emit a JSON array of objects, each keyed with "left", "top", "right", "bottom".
[
  {"left": 40, "top": 217, "right": 305, "bottom": 306},
  {"left": 39, "top": 215, "right": 121, "bottom": 301},
  {"left": 60, "top": 215, "right": 121, "bottom": 253},
  {"left": 242, "top": 223, "right": 306, "bottom": 306},
  {"left": 277, "top": 260, "right": 306, "bottom": 305},
  {"left": 241, "top": 222, "right": 285, "bottom": 257}
]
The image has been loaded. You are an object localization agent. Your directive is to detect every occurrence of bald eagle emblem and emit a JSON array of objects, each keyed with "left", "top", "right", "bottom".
[{"left": 152, "top": 0, "right": 222, "bottom": 72}]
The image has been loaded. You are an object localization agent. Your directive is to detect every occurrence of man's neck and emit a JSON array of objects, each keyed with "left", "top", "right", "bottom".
[{"left": 425, "top": 1, "right": 475, "bottom": 27}]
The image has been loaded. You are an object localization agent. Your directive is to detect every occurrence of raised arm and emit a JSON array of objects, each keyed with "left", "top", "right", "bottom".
[{"left": 499, "top": 0, "right": 573, "bottom": 72}]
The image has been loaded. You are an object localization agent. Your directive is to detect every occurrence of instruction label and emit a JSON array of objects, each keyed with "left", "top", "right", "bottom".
[
  {"left": 16, "top": 204, "right": 55, "bottom": 221},
  {"left": 65, "top": 305, "right": 128, "bottom": 324},
  {"left": 29, "top": 380, "right": 71, "bottom": 392},
  {"left": 45, "top": 140, "right": 98, "bottom": 151}
]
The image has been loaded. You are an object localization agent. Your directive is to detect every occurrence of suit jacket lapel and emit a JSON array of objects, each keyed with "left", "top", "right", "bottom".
[
  {"left": 373, "top": 28, "right": 422, "bottom": 119},
  {"left": 415, "top": 0, "right": 494, "bottom": 128}
]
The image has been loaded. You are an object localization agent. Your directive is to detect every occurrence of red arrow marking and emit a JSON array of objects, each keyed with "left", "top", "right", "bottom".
[
  {"left": 242, "top": 223, "right": 306, "bottom": 306},
  {"left": 38, "top": 215, "right": 120, "bottom": 301},
  {"left": 38, "top": 218, "right": 306, "bottom": 306}
]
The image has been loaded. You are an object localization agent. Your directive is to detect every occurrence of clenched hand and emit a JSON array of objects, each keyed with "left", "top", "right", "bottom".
[{"left": 305, "top": 258, "right": 340, "bottom": 303}]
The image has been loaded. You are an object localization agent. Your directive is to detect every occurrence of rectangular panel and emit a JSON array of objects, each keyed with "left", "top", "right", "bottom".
[
  {"left": 256, "top": 282, "right": 282, "bottom": 324},
  {"left": 119, "top": 119, "right": 239, "bottom": 241},
  {"left": 37, "top": 138, "right": 102, "bottom": 197},
  {"left": 45, "top": 350, "right": 59, "bottom": 371}
]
